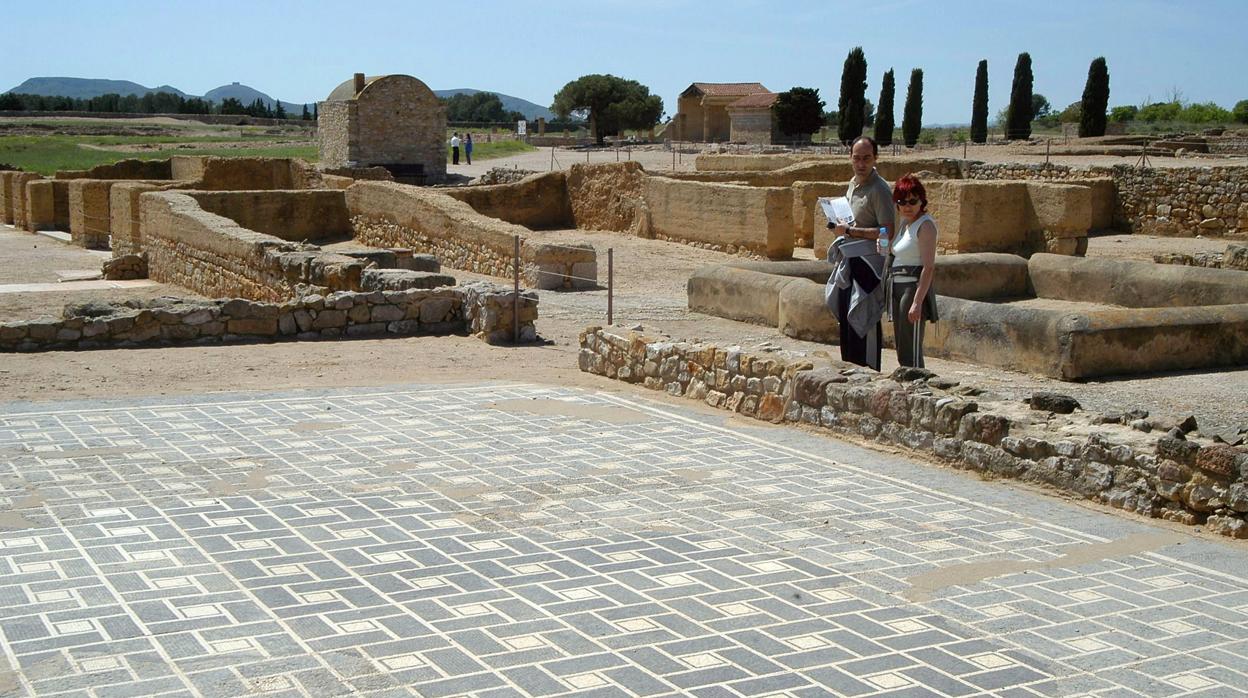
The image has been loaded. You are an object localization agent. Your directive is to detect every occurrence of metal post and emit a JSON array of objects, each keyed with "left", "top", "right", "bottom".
[
  {"left": 615, "top": 146, "right": 619, "bottom": 162},
  {"left": 672, "top": 143, "right": 676, "bottom": 170},
  {"left": 1045, "top": 138, "right": 1051, "bottom": 166},
  {"left": 963, "top": 141, "right": 967, "bottom": 159},
  {"left": 586, "top": 149, "right": 590, "bottom": 163},
  {"left": 607, "top": 248, "right": 614, "bottom": 325},
  {"left": 513, "top": 235, "right": 520, "bottom": 344},
  {"left": 550, "top": 146, "right": 555, "bottom": 171}
]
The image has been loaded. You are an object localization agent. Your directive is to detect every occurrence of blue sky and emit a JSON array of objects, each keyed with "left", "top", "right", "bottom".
[{"left": 4, "top": 0, "right": 1245, "bottom": 124}]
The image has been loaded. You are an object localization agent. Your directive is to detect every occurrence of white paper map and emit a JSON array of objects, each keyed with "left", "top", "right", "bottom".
[{"left": 818, "top": 196, "right": 855, "bottom": 225}]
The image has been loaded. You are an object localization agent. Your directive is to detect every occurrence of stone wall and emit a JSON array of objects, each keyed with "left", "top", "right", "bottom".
[
  {"left": 638, "top": 178, "right": 794, "bottom": 258},
  {"left": 728, "top": 109, "right": 776, "bottom": 145},
  {"left": 68, "top": 180, "right": 121, "bottom": 249},
  {"left": 689, "top": 254, "right": 1248, "bottom": 380},
  {"left": 808, "top": 179, "right": 1097, "bottom": 257},
  {"left": 441, "top": 172, "right": 573, "bottom": 229},
  {"left": 578, "top": 326, "right": 1248, "bottom": 538},
  {"left": 346, "top": 181, "right": 596, "bottom": 290},
  {"left": 966, "top": 162, "right": 1248, "bottom": 238},
  {"left": 109, "top": 182, "right": 183, "bottom": 257},
  {"left": 0, "top": 283, "right": 537, "bottom": 352},
  {"left": 7, "top": 172, "right": 43, "bottom": 230},
  {"left": 56, "top": 158, "right": 173, "bottom": 180},
  {"left": 141, "top": 191, "right": 366, "bottom": 301},
  {"left": 0, "top": 170, "right": 13, "bottom": 223},
  {"left": 565, "top": 161, "right": 647, "bottom": 232},
  {"left": 24, "top": 180, "right": 70, "bottom": 232},
  {"left": 792, "top": 181, "right": 847, "bottom": 247},
  {"left": 186, "top": 190, "right": 351, "bottom": 243},
  {"left": 693, "top": 154, "right": 965, "bottom": 180}
]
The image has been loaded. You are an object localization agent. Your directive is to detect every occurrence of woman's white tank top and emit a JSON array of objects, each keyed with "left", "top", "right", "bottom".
[{"left": 892, "top": 214, "right": 934, "bottom": 267}]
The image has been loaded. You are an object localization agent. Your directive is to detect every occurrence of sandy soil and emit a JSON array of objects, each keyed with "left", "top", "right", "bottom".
[
  {"left": 1085, "top": 233, "right": 1230, "bottom": 261},
  {"left": 0, "top": 228, "right": 202, "bottom": 321},
  {"left": 2, "top": 221, "right": 1245, "bottom": 434}
]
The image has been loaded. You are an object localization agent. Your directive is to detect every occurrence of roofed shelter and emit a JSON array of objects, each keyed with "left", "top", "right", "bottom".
[
  {"left": 318, "top": 73, "right": 447, "bottom": 184},
  {"left": 727, "top": 92, "right": 781, "bottom": 145},
  {"left": 674, "top": 82, "right": 770, "bottom": 142}
]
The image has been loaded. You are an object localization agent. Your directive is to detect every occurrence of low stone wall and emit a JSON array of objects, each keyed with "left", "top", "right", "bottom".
[
  {"left": 6, "top": 172, "right": 43, "bottom": 230},
  {"left": 141, "top": 191, "right": 366, "bottom": 301},
  {"left": 809, "top": 179, "right": 1097, "bottom": 257},
  {"left": 0, "top": 282, "right": 537, "bottom": 352},
  {"left": 109, "top": 181, "right": 183, "bottom": 257},
  {"left": 792, "top": 181, "right": 847, "bottom": 247},
  {"left": 966, "top": 162, "right": 1248, "bottom": 238},
  {"left": 1155, "top": 243, "right": 1248, "bottom": 272},
  {"left": 565, "top": 161, "right": 647, "bottom": 232},
  {"left": 1028, "top": 253, "right": 1248, "bottom": 307},
  {"left": 346, "top": 181, "right": 596, "bottom": 290},
  {"left": 694, "top": 154, "right": 965, "bottom": 180},
  {"left": 578, "top": 326, "right": 1248, "bottom": 538},
  {"left": 0, "top": 170, "right": 14, "bottom": 223},
  {"left": 638, "top": 177, "right": 793, "bottom": 258},
  {"left": 186, "top": 190, "right": 351, "bottom": 243},
  {"left": 24, "top": 180, "right": 70, "bottom": 232},
  {"left": 442, "top": 171, "right": 573, "bottom": 230},
  {"left": 689, "top": 254, "right": 1248, "bottom": 380},
  {"left": 56, "top": 158, "right": 173, "bottom": 181}
]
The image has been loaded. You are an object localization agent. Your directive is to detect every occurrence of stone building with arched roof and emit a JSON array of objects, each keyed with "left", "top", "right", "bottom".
[{"left": 318, "top": 73, "right": 447, "bottom": 184}]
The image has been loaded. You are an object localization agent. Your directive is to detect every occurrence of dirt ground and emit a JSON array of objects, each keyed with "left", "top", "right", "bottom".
[
  {"left": 2, "top": 220, "right": 1245, "bottom": 436},
  {"left": 0, "top": 228, "right": 201, "bottom": 321}
]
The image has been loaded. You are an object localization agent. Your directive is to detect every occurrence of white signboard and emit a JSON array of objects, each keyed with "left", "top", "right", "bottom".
[{"left": 517, "top": 120, "right": 527, "bottom": 135}]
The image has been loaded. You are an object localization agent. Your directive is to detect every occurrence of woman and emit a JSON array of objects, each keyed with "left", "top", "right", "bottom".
[
  {"left": 888, "top": 174, "right": 939, "bottom": 368},
  {"left": 464, "top": 133, "right": 474, "bottom": 164}
]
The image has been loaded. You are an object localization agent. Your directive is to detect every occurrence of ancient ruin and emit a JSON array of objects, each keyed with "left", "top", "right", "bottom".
[
  {"left": 673, "top": 82, "right": 772, "bottom": 142},
  {"left": 317, "top": 73, "right": 448, "bottom": 184}
]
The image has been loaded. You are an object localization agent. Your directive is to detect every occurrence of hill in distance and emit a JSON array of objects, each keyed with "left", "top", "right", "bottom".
[
  {"left": 8, "top": 77, "right": 554, "bottom": 120},
  {"left": 8, "top": 77, "right": 190, "bottom": 100},
  {"left": 434, "top": 88, "right": 553, "bottom": 121}
]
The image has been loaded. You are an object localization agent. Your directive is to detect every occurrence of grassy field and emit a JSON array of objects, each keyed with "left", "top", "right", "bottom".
[
  {"left": 0, "top": 132, "right": 536, "bottom": 175},
  {"left": 447, "top": 139, "right": 535, "bottom": 162}
]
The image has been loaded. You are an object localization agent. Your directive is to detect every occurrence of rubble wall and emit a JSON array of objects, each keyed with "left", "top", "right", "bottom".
[
  {"left": 140, "top": 191, "right": 366, "bottom": 301},
  {"left": 186, "top": 190, "right": 351, "bottom": 243},
  {"left": 578, "top": 326, "right": 1248, "bottom": 539},
  {"left": 0, "top": 283, "right": 537, "bottom": 351},
  {"left": 346, "top": 181, "right": 596, "bottom": 290},
  {"left": 566, "top": 161, "right": 647, "bottom": 232},
  {"left": 441, "top": 171, "right": 573, "bottom": 229}
]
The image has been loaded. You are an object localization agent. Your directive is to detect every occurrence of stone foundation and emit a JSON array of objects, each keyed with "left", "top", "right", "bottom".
[
  {"left": 347, "top": 181, "right": 596, "bottom": 290},
  {"left": 141, "top": 191, "right": 367, "bottom": 302},
  {"left": 578, "top": 326, "right": 1248, "bottom": 539},
  {"left": 0, "top": 282, "right": 537, "bottom": 352},
  {"left": 689, "top": 253, "right": 1248, "bottom": 380}
]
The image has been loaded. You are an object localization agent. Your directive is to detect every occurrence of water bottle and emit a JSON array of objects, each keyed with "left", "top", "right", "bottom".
[{"left": 877, "top": 227, "right": 890, "bottom": 255}]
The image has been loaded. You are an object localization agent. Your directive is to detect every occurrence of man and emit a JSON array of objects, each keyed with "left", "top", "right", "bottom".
[
  {"left": 450, "top": 132, "right": 461, "bottom": 165},
  {"left": 827, "top": 136, "right": 895, "bottom": 370}
]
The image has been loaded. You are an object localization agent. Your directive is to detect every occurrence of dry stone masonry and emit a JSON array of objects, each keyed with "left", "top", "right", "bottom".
[
  {"left": 579, "top": 326, "right": 1248, "bottom": 539},
  {"left": 0, "top": 283, "right": 535, "bottom": 352}
]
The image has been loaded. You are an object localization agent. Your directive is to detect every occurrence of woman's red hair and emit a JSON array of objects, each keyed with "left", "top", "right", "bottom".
[{"left": 893, "top": 174, "right": 927, "bottom": 213}]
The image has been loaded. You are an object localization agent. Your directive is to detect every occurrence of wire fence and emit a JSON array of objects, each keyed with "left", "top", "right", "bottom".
[{"left": 510, "top": 234, "right": 614, "bottom": 339}]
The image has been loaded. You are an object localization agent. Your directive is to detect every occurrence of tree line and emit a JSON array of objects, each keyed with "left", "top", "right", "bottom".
[{"left": 0, "top": 91, "right": 317, "bottom": 120}]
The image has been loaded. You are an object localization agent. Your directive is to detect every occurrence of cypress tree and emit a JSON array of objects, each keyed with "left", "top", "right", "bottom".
[
  {"left": 971, "top": 60, "right": 989, "bottom": 143},
  {"left": 837, "top": 47, "right": 868, "bottom": 143},
  {"left": 902, "top": 68, "right": 923, "bottom": 147},
  {"left": 1006, "top": 52, "right": 1034, "bottom": 140},
  {"left": 301, "top": 103, "right": 311, "bottom": 120},
  {"left": 874, "top": 69, "right": 895, "bottom": 146},
  {"left": 1079, "top": 57, "right": 1110, "bottom": 137}
]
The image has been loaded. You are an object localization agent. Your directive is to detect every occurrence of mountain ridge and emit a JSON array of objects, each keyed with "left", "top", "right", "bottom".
[{"left": 7, "top": 77, "right": 554, "bottom": 120}]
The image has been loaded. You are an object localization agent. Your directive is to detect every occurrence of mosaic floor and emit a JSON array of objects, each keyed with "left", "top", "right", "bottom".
[{"left": 0, "top": 384, "right": 1245, "bottom": 697}]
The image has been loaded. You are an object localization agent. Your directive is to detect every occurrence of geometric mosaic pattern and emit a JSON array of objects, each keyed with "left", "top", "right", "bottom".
[{"left": 1, "top": 385, "right": 1245, "bottom": 697}]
